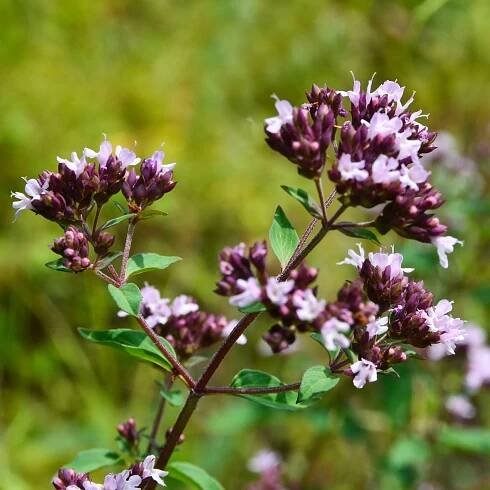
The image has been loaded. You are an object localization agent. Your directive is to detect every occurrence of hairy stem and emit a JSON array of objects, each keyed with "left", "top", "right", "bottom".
[
  {"left": 120, "top": 217, "right": 137, "bottom": 282},
  {"left": 314, "top": 178, "right": 328, "bottom": 225},
  {"left": 92, "top": 204, "right": 102, "bottom": 237},
  {"left": 136, "top": 316, "right": 196, "bottom": 389}
]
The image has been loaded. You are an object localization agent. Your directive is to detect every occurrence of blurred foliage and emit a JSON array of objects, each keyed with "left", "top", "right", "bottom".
[{"left": 0, "top": 0, "right": 489, "bottom": 488}]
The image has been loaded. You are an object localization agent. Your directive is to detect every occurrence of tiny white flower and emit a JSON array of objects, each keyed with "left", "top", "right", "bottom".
[
  {"left": 265, "top": 95, "right": 294, "bottom": 133},
  {"left": 466, "top": 345, "right": 490, "bottom": 393},
  {"left": 371, "top": 155, "right": 401, "bottom": 185},
  {"left": 171, "top": 295, "right": 199, "bottom": 317},
  {"left": 57, "top": 151, "right": 89, "bottom": 177},
  {"left": 399, "top": 163, "right": 430, "bottom": 191},
  {"left": 337, "top": 153, "right": 368, "bottom": 182},
  {"left": 293, "top": 289, "right": 326, "bottom": 322},
  {"left": 421, "top": 299, "right": 454, "bottom": 332},
  {"left": 373, "top": 80, "right": 405, "bottom": 104},
  {"left": 366, "top": 316, "right": 389, "bottom": 338},
  {"left": 265, "top": 277, "right": 295, "bottom": 305},
  {"left": 150, "top": 150, "right": 175, "bottom": 173},
  {"left": 85, "top": 138, "right": 141, "bottom": 169},
  {"left": 339, "top": 72, "right": 376, "bottom": 106},
  {"left": 431, "top": 235, "right": 463, "bottom": 269},
  {"left": 337, "top": 243, "right": 366, "bottom": 269},
  {"left": 321, "top": 318, "right": 351, "bottom": 350},
  {"left": 142, "top": 455, "right": 168, "bottom": 487},
  {"left": 439, "top": 317, "right": 466, "bottom": 355},
  {"left": 395, "top": 130, "right": 422, "bottom": 163},
  {"left": 229, "top": 277, "right": 262, "bottom": 308},
  {"left": 367, "top": 248, "right": 414, "bottom": 279},
  {"left": 11, "top": 177, "right": 48, "bottom": 220},
  {"left": 363, "top": 111, "right": 403, "bottom": 140},
  {"left": 350, "top": 358, "right": 378, "bottom": 389},
  {"left": 221, "top": 320, "right": 247, "bottom": 345}
]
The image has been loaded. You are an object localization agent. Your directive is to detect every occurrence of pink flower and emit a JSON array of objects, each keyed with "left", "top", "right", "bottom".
[
  {"left": 229, "top": 277, "right": 262, "bottom": 308},
  {"left": 265, "top": 95, "right": 294, "bottom": 133},
  {"left": 366, "top": 316, "right": 389, "bottom": 338},
  {"left": 337, "top": 154, "right": 368, "bottom": 182},
  {"left": 445, "top": 394, "right": 476, "bottom": 419},
  {"left": 350, "top": 358, "right": 378, "bottom": 389},
  {"left": 265, "top": 277, "right": 295, "bottom": 305},
  {"left": 293, "top": 289, "right": 326, "bottom": 322},
  {"left": 321, "top": 318, "right": 351, "bottom": 350},
  {"left": 431, "top": 235, "right": 463, "bottom": 269}
]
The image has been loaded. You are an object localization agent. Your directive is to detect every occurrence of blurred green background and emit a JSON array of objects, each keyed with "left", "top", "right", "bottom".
[{"left": 1, "top": 1, "right": 489, "bottom": 489}]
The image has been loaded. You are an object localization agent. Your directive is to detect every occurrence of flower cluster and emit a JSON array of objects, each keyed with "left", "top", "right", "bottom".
[
  {"left": 217, "top": 240, "right": 466, "bottom": 388},
  {"left": 338, "top": 244, "right": 465, "bottom": 388},
  {"left": 119, "top": 284, "right": 238, "bottom": 358},
  {"left": 11, "top": 138, "right": 176, "bottom": 271},
  {"left": 52, "top": 455, "right": 167, "bottom": 489},
  {"left": 215, "top": 240, "right": 323, "bottom": 353},
  {"left": 264, "top": 75, "right": 462, "bottom": 268}
]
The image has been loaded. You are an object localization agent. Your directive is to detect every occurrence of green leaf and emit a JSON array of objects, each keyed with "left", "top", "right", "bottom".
[
  {"left": 167, "top": 462, "right": 224, "bottom": 490},
  {"left": 108, "top": 283, "right": 142, "bottom": 317},
  {"left": 269, "top": 206, "right": 299, "bottom": 268},
  {"left": 45, "top": 258, "right": 74, "bottom": 273},
  {"left": 79, "top": 328, "right": 176, "bottom": 372},
  {"left": 238, "top": 301, "right": 267, "bottom": 313},
  {"left": 160, "top": 389, "right": 184, "bottom": 407},
  {"left": 65, "top": 448, "right": 121, "bottom": 473},
  {"left": 297, "top": 365, "right": 339, "bottom": 404},
  {"left": 281, "top": 185, "right": 323, "bottom": 218},
  {"left": 100, "top": 213, "right": 135, "bottom": 231},
  {"left": 125, "top": 253, "right": 182, "bottom": 278},
  {"left": 337, "top": 224, "right": 381, "bottom": 245},
  {"left": 230, "top": 369, "right": 305, "bottom": 411},
  {"left": 438, "top": 427, "right": 490, "bottom": 455},
  {"left": 94, "top": 252, "right": 122, "bottom": 271},
  {"left": 139, "top": 209, "right": 168, "bottom": 220}
]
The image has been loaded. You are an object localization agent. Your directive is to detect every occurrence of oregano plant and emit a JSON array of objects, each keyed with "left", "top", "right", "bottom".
[{"left": 12, "top": 75, "right": 466, "bottom": 489}]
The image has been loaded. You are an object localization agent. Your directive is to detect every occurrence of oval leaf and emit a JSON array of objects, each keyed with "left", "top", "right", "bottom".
[
  {"left": 108, "top": 283, "right": 142, "bottom": 317},
  {"left": 125, "top": 253, "right": 182, "bottom": 278},
  {"left": 269, "top": 206, "right": 299, "bottom": 269},
  {"left": 297, "top": 365, "right": 339, "bottom": 404},
  {"left": 167, "top": 462, "right": 224, "bottom": 490},
  {"left": 45, "top": 258, "right": 74, "bottom": 273},
  {"left": 79, "top": 328, "right": 177, "bottom": 372},
  {"left": 281, "top": 185, "right": 322, "bottom": 218},
  {"left": 337, "top": 224, "right": 381, "bottom": 245},
  {"left": 65, "top": 448, "right": 121, "bottom": 473},
  {"left": 230, "top": 369, "right": 305, "bottom": 411},
  {"left": 100, "top": 213, "right": 135, "bottom": 231},
  {"left": 160, "top": 389, "right": 185, "bottom": 407}
]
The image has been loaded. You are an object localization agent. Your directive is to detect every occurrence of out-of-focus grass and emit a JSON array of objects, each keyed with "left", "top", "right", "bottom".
[{"left": 0, "top": 1, "right": 489, "bottom": 488}]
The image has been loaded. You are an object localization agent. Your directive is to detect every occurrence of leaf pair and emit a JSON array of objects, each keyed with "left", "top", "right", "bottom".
[{"left": 230, "top": 368, "right": 338, "bottom": 410}]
